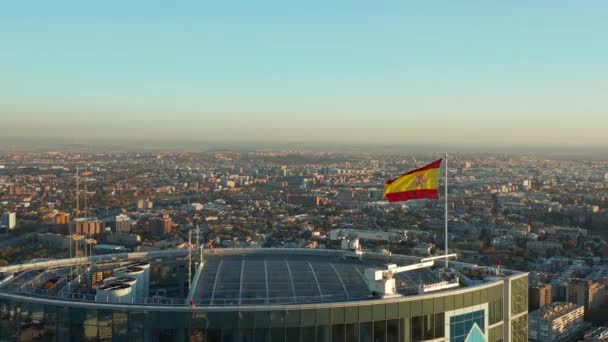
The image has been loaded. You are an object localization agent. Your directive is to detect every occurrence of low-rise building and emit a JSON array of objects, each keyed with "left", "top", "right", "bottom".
[
  {"left": 93, "top": 244, "right": 128, "bottom": 255},
  {"left": 73, "top": 218, "right": 104, "bottom": 236},
  {"left": 567, "top": 279, "right": 606, "bottom": 311},
  {"left": 529, "top": 284, "right": 553, "bottom": 311},
  {"left": 1, "top": 212, "right": 17, "bottom": 230},
  {"left": 114, "top": 214, "right": 132, "bottom": 233},
  {"left": 529, "top": 302, "right": 585, "bottom": 342},
  {"left": 105, "top": 232, "right": 141, "bottom": 247},
  {"left": 585, "top": 327, "right": 608, "bottom": 342}
]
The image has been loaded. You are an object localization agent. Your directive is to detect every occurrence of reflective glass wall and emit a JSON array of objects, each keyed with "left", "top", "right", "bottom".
[{"left": 0, "top": 282, "right": 515, "bottom": 342}]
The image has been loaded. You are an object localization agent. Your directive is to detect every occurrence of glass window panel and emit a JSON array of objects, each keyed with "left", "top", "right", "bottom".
[
  {"left": 480, "top": 288, "right": 488, "bottom": 303},
  {"left": 332, "top": 324, "right": 345, "bottom": 342},
  {"left": 208, "top": 329, "right": 222, "bottom": 342},
  {"left": 359, "top": 305, "right": 373, "bottom": 322},
  {"left": 386, "top": 303, "right": 398, "bottom": 320},
  {"left": 317, "top": 325, "right": 330, "bottom": 342},
  {"left": 399, "top": 301, "right": 411, "bottom": 318},
  {"left": 65, "top": 307, "right": 83, "bottom": 341},
  {"left": 301, "top": 310, "right": 316, "bottom": 327},
  {"left": 285, "top": 310, "right": 300, "bottom": 327},
  {"left": 490, "top": 324, "right": 503, "bottom": 342},
  {"left": 423, "top": 299, "right": 433, "bottom": 315},
  {"left": 287, "top": 327, "right": 300, "bottom": 341},
  {"left": 411, "top": 316, "right": 422, "bottom": 342},
  {"left": 223, "top": 329, "right": 237, "bottom": 342},
  {"left": 128, "top": 311, "right": 145, "bottom": 336},
  {"left": 360, "top": 322, "right": 373, "bottom": 342},
  {"left": 496, "top": 299, "right": 503, "bottom": 322},
  {"left": 423, "top": 314, "right": 434, "bottom": 340},
  {"left": 434, "top": 313, "right": 444, "bottom": 338},
  {"left": 239, "top": 311, "right": 255, "bottom": 329},
  {"left": 346, "top": 323, "right": 359, "bottom": 342},
  {"left": 449, "top": 310, "right": 484, "bottom": 341},
  {"left": 473, "top": 289, "right": 481, "bottom": 305},
  {"left": 411, "top": 301, "right": 422, "bottom": 317},
  {"left": 387, "top": 319, "right": 399, "bottom": 342},
  {"left": 57, "top": 320, "right": 70, "bottom": 342},
  {"left": 224, "top": 312, "right": 239, "bottom": 329},
  {"left": 345, "top": 307, "right": 358, "bottom": 324},
  {"left": 495, "top": 285, "right": 504, "bottom": 301},
  {"left": 191, "top": 313, "right": 208, "bottom": 337},
  {"left": 254, "top": 328, "right": 269, "bottom": 342},
  {"left": 373, "top": 304, "right": 385, "bottom": 321},
  {"left": 510, "top": 276, "right": 529, "bottom": 315},
  {"left": 374, "top": 320, "right": 386, "bottom": 342},
  {"left": 444, "top": 295, "right": 454, "bottom": 311},
  {"left": 433, "top": 298, "right": 443, "bottom": 313},
  {"left": 511, "top": 314, "right": 528, "bottom": 342},
  {"left": 300, "top": 327, "right": 314, "bottom": 341},
  {"left": 331, "top": 307, "right": 345, "bottom": 324},
  {"left": 254, "top": 311, "right": 270, "bottom": 327},
  {"left": 463, "top": 293, "right": 473, "bottom": 307},
  {"left": 238, "top": 328, "right": 254, "bottom": 342},
  {"left": 152, "top": 311, "right": 188, "bottom": 330},
  {"left": 70, "top": 307, "right": 86, "bottom": 324},
  {"left": 454, "top": 294, "right": 464, "bottom": 309},
  {"left": 490, "top": 299, "right": 503, "bottom": 324},
  {"left": 270, "top": 328, "right": 285, "bottom": 342},
  {"left": 112, "top": 311, "right": 128, "bottom": 338},
  {"left": 270, "top": 311, "right": 285, "bottom": 328},
  {"left": 316, "top": 309, "right": 329, "bottom": 325},
  {"left": 98, "top": 309, "right": 113, "bottom": 341}
]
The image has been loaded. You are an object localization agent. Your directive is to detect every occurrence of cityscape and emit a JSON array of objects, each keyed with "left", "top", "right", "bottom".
[
  {"left": 2, "top": 1, "right": 608, "bottom": 341},
  {"left": 0, "top": 149, "right": 606, "bottom": 341}
]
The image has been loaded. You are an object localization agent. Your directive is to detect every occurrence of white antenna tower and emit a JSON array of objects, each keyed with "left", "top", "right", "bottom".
[
  {"left": 83, "top": 168, "right": 88, "bottom": 264},
  {"left": 188, "top": 230, "right": 192, "bottom": 292},
  {"left": 84, "top": 169, "right": 88, "bottom": 219},
  {"left": 196, "top": 224, "right": 200, "bottom": 264},
  {"left": 70, "top": 164, "right": 79, "bottom": 282}
]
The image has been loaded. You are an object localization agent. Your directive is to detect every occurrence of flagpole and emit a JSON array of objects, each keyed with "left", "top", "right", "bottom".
[{"left": 444, "top": 153, "right": 449, "bottom": 269}]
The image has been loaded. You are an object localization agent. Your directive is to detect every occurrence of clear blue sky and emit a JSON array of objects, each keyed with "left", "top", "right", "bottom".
[{"left": 1, "top": 1, "right": 607, "bottom": 147}]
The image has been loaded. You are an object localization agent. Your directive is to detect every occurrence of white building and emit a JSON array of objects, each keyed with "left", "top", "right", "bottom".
[
  {"left": 329, "top": 228, "right": 401, "bottom": 242},
  {"left": 529, "top": 302, "right": 585, "bottom": 342},
  {"left": 115, "top": 214, "right": 132, "bottom": 233},
  {"left": 2, "top": 212, "right": 16, "bottom": 230},
  {"left": 181, "top": 202, "right": 204, "bottom": 212}
]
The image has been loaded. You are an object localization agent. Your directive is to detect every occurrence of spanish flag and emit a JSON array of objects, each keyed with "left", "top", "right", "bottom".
[{"left": 384, "top": 159, "right": 442, "bottom": 202}]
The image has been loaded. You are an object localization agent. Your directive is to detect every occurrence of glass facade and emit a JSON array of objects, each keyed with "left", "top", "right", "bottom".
[
  {"left": 0, "top": 281, "right": 525, "bottom": 342},
  {"left": 510, "top": 314, "right": 528, "bottom": 342},
  {"left": 510, "top": 276, "right": 528, "bottom": 316},
  {"left": 487, "top": 325, "right": 503, "bottom": 342},
  {"left": 449, "top": 310, "right": 484, "bottom": 342}
]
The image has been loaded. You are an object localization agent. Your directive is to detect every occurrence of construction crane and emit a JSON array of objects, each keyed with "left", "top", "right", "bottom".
[{"left": 364, "top": 254, "right": 458, "bottom": 298}]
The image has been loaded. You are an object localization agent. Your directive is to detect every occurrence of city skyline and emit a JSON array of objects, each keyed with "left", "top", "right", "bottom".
[{"left": 2, "top": 1, "right": 607, "bottom": 146}]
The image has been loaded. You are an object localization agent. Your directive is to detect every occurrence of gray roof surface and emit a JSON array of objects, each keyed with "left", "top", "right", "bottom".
[{"left": 191, "top": 254, "right": 439, "bottom": 306}]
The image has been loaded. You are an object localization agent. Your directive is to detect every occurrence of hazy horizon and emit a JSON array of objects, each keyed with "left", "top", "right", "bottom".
[
  {"left": 2, "top": 136, "right": 608, "bottom": 159},
  {"left": 2, "top": 1, "right": 607, "bottom": 147}
]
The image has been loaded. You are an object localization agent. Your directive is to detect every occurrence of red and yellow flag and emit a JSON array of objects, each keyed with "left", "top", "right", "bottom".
[{"left": 384, "top": 159, "right": 442, "bottom": 202}]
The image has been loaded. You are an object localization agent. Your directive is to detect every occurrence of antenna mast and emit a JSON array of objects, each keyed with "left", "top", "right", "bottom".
[
  {"left": 196, "top": 224, "right": 200, "bottom": 262},
  {"left": 84, "top": 168, "right": 88, "bottom": 262},
  {"left": 188, "top": 230, "right": 192, "bottom": 292},
  {"left": 71, "top": 164, "right": 79, "bottom": 281},
  {"left": 76, "top": 165, "right": 79, "bottom": 222},
  {"left": 84, "top": 170, "right": 88, "bottom": 219},
  {"left": 444, "top": 153, "right": 449, "bottom": 269}
]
